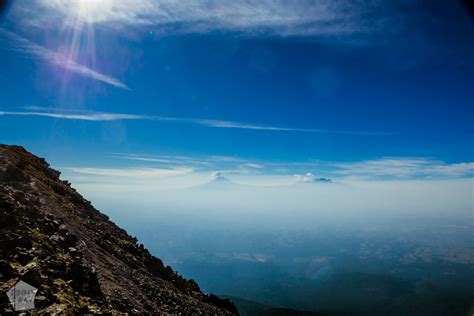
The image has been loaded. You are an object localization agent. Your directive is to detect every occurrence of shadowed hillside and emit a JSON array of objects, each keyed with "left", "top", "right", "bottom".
[{"left": 0, "top": 145, "right": 237, "bottom": 314}]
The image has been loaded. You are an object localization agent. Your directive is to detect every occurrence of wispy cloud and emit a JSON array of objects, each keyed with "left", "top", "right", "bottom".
[
  {"left": 112, "top": 153, "right": 264, "bottom": 176},
  {"left": 0, "top": 110, "right": 390, "bottom": 135},
  {"left": 113, "top": 153, "right": 213, "bottom": 166},
  {"left": 197, "top": 119, "right": 390, "bottom": 135},
  {"left": 56, "top": 151, "right": 474, "bottom": 197},
  {"left": 0, "top": 111, "right": 143, "bottom": 121},
  {"left": 333, "top": 158, "right": 474, "bottom": 178},
  {"left": 66, "top": 167, "right": 192, "bottom": 178},
  {"left": 22, "top": 0, "right": 397, "bottom": 38},
  {"left": 0, "top": 28, "right": 129, "bottom": 90},
  {"left": 111, "top": 153, "right": 474, "bottom": 180}
]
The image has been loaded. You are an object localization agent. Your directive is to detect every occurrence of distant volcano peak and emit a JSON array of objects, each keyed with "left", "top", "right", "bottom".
[
  {"left": 194, "top": 172, "right": 240, "bottom": 189},
  {"left": 212, "top": 175, "right": 232, "bottom": 183},
  {"left": 294, "top": 173, "right": 332, "bottom": 184},
  {"left": 210, "top": 171, "right": 232, "bottom": 183}
]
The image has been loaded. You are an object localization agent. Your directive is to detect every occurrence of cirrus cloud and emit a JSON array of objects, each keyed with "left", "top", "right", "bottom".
[
  {"left": 16, "top": 0, "right": 402, "bottom": 38},
  {"left": 66, "top": 167, "right": 192, "bottom": 178},
  {"left": 0, "top": 109, "right": 391, "bottom": 135},
  {"left": 333, "top": 158, "right": 474, "bottom": 179}
]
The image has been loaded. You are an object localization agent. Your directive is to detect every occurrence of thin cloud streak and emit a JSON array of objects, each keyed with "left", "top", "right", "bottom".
[
  {"left": 0, "top": 28, "right": 129, "bottom": 90},
  {"left": 30, "top": 0, "right": 397, "bottom": 39},
  {"left": 0, "top": 110, "right": 391, "bottom": 136},
  {"left": 333, "top": 158, "right": 474, "bottom": 178},
  {"left": 199, "top": 119, "right": 392, "bottom": 135},
  {"left": 0, "top": 111, "right": 143, "bottom": 121},
  {"left": 66, "top": 167, "right": 192, "bottom": 178}
]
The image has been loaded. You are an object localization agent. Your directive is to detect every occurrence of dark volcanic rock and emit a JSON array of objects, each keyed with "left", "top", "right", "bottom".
[
  {"left": 0, "top": 260, "right": 15, "bottom": 279},
  {"left": 0, "top": 145, "right": 237, "bottom": 315}
]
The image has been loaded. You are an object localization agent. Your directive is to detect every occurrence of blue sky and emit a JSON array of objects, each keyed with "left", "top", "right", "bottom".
[{"left": 0, "top": 0, "right": 473, "bottom": 183}]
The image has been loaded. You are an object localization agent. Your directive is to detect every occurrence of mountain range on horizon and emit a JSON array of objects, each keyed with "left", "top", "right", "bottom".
[{"left": 195, "top": 172, "right": 334, "bottom": 190}]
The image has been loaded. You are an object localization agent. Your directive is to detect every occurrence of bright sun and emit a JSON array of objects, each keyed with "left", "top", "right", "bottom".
[{"left": 72, "top": 0, "right": 116, "bottom": 23}]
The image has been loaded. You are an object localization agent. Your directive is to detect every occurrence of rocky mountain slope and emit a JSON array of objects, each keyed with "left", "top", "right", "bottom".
[{"left": 0, "top": 145, "right": 237, "bottom": 314}]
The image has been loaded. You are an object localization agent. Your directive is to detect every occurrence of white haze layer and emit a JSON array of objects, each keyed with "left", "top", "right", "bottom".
[{"left": 65, "top": 176, "right": 473, "bottom": 230}]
